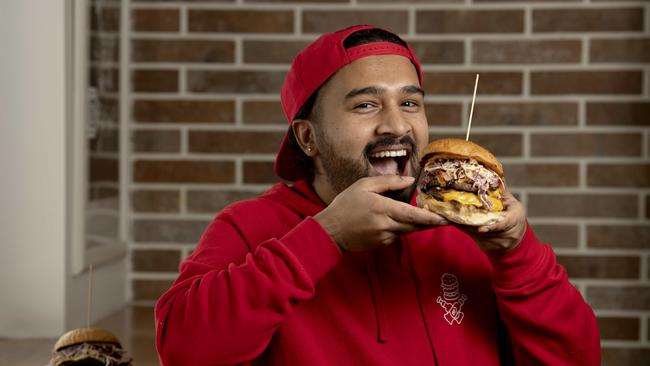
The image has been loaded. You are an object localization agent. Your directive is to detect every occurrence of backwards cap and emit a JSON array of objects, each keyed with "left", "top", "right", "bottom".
[{"left": 275, "top": 25, "right": 422, "bottom": 182}]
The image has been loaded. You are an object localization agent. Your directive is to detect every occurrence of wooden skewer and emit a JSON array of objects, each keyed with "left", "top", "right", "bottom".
[
  {"left": 87, "top": 264, "right": 93, "bottom": 328},
  {"left": 466, "top": 74, "right": 480, "bottom": 141}
]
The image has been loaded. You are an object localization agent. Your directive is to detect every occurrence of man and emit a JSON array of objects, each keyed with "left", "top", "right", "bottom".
[{"left": 155, "top": 25, "right": 600, "bottom": 365}]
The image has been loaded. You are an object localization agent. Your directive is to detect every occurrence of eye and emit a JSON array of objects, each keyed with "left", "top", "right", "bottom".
[
  {"left": 402, "top": 100, "right": 419, "bottom": 109},
  {"left": 354, "top": 102, "right": 374, "bottom": 109}
]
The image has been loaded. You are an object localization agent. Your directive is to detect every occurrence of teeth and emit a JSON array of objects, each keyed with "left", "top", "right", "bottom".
[{"left": 369, "top": 149, "right": 408, "bottom": 158}]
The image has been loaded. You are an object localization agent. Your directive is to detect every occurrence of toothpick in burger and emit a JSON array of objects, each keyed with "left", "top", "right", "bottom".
[{"left": 416, "top": 138, "right": 506, "bottom": 226}]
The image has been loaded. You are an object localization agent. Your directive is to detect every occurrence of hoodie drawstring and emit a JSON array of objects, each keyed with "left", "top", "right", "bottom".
[{"left": 365, "top": 251, "right": 389, "bottom": 343}]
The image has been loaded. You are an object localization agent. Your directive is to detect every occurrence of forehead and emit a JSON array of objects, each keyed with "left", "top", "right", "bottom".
[{"left": 324, "top": 55, "right": 421, "bottom": 94}]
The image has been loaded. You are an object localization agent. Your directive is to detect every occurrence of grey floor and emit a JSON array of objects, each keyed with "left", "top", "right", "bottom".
[{"left": 0, "top": 306, "right": 158, "bottom": 366}]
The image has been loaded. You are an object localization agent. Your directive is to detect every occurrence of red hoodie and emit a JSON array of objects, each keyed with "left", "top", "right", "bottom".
[{"left": 155, "top": 180, "right": 600, "bottom": 365}]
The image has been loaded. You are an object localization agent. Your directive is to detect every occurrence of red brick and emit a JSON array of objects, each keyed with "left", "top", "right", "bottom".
[
  {"left": 243, "top": 40, "right": 309, "bottom": 64},
  {"left": 132, "top": 130, "right": 180, "bottom": 153},
  {"left": 243, "top": 161, "right": 279, "bottom": 184},
  {"left": 132, "top": 70, "right": 178, "bottom": 92},
  {"left": 597, "top": 317, "right": 640, "bottom": 341},
  {"left": 187, "top": 70, "right": 285, "bottom": 94},
  {"left": 588, "top": 225, "right": 649, "bottom": 250},
  {"left": 416, "top": 10, "right": 524, "bottom": 34},
  {"left": 424, "top": 103, "right": 462, "bottom": 127},
  {"left": 189, "top": 131, "right": 284, "bottom": 154},
  {"left": 98, "top": 97, "right": 119, "bottom": 124},
  {"left": 587, "top": 102, "right": 650, "bottom": 126},
  {"left": 531, "top": 71, "right": 643, "bottom": 95},
  {"left": 602, "top": 348, "right": 650, "bottom": 366},
  {"left": 90, "top": 67, "right": 119, "bottom": 93},
  {"left": 242, "top": 101, "right": 287, "bottom": 125},
  {"left": 132, "top": 9, "right": 180, "bottom": 32},
  {"left": 90, "top": 6, "right": 119, "bottom": 32},
  {"left": 423, "top": 72, "right": 522, "bottom": 95},
  {"left": 531, "top": 133, "right": 642, "bottom": 157},
  {"left": 303, "top": 11, "right": 408, "bottom": 34},
  {"left": 528, "top": 194, "right": 638, "bottom": 218},
  {"left": 557, "top": 255, "right": 639, "bottom": 279},
  {"left": 529, "top": 224, "right": 578, "bottom": 248},
  {"left": 474, "top": 102, "right": 578, "bottom": 126},
  {"left": 429, "top": 133, "right": 522, "bottom": 157},
  {"left": 133, "top": 219, "right": 211, "bottom": 243},
  {"left": 90, "top": 127, "right": 118, "bottom": 153},
  {"left": 132, "top": 39, "right": 235, "bottom": 63},
  {"left": 473, "top": 40, "right": 581, "bottom": 64},
  {"left": 188, "top": 10, "right": 293, "bottom": 33},
  {"left": 91, "top": 36, "right": 119, "bottom": 63},
  {"left": 503, "top": 163, "right": 579, "bottom": 187},
  {"left": 132, "top": 190, "right": 180, "bottom": 213},
  {"left": 533, "top": 8, "right": 643, "bottom": 32},
  {"left": 587, "top": 286, "right": 650, "bottom": 310},
  {"left": 409, "top": 41, "right": 464, "bottom": 64},
  {"left": 187, "top": 190, "right": 262, "bottom": 213},
  {"left": 588, "top": 164, "right": 650, "bottom": 188},
  {"left": 133, "top": 279, "right": 173, "bottom": 301},
  {"left": 133, "top": 100, "right": 235, "bottom": 123},
  {"left": 132, "top": 249, "right": 181, "bottom": 272},
  {"left": 133, "top": 160, "right": 235, "bottom": 183},
  {"left": 591, "top": 38, "right": 650, "bottom": 63},
  {"left": 90, "top": 157, "right": 118, "bottom": 182}
]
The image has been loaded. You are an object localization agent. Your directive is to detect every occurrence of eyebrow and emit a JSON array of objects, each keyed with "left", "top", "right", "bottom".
[{"left": 344, "top": 85, "right": 425, "bottom": 100}]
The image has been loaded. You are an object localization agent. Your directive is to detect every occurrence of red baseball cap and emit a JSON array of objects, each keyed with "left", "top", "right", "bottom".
[{"left": 274, "top": 25, "right": 423, "bottom": 182}]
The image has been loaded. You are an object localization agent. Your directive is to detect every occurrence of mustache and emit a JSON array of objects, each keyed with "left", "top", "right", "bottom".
[{"left": 364, "top": 135, "right": 417, "bottom": 158}]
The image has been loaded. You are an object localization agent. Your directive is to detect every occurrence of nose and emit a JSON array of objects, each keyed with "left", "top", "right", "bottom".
[{"left": 375, "top": 105, "right": 411, "bottom": 137}]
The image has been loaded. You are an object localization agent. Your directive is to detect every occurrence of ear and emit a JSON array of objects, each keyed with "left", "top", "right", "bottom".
[{"left": 291, "top": 119, "right": 318, "bottom": 157}]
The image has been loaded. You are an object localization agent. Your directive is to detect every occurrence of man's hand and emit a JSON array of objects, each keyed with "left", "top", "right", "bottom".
[
  {"left": 314, "top": 175, "right": 449, "bottom": 252},
  {"left": 454, "top": 191, "right": 528, "bottom": 254}
]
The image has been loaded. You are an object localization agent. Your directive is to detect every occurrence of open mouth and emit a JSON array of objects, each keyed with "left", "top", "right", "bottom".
[{"left": 368, "top": 148, "right": 411, "bottom": 176}]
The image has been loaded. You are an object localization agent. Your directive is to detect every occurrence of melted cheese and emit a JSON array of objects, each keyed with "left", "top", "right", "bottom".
[{"left": 440, "top": 190, "right": 504, "bottom": 212}]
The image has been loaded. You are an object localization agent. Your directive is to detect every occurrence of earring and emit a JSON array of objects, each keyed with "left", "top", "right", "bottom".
[{"left": 306, "top": 147, "right": 313, "bottom": 152}]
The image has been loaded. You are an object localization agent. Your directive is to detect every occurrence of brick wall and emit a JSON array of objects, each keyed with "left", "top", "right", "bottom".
[{"left": 125, "top": 0, "right": 650, "bottom": 363}]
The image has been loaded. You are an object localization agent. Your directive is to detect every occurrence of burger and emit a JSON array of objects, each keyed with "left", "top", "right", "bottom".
[
  {"left": 49, "top": 327, "right": 132, "bottom": 366},
  {"left": 416, "top": 138, "right": 506, "bottom": 226}
]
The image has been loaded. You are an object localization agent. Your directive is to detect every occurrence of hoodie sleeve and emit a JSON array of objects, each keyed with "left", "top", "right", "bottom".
[
  {"left": 154, "top": 205, "right": 342, "bottom": 366},
  {"left": 488, "top": 225, "right": 600, "bottom": 365}
]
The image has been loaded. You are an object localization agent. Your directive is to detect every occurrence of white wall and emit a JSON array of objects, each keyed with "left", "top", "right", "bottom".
[
  {"left": 0, "top": 0, "right": 126, "bottom": 338},
  {"left": 0, "top": 0, "right": 67, "bottom": 338}
]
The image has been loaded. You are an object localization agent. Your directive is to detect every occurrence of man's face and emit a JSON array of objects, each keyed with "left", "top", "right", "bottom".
[{"left": 312, "top": 54, "right": 429, "bottom": 202}]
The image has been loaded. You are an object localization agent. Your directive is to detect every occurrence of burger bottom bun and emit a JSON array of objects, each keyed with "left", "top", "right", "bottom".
[{"left": 416, "top": 192, "right": 505, "bottom": 227}]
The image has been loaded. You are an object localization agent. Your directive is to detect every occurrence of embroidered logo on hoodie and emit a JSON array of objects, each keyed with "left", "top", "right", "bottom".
[{"left": 436, "top": 273, "right": 467, "bottom": 325}]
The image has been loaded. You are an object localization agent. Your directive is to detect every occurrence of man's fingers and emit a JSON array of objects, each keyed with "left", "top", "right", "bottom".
[
  {"left": 386, "top": 218, "right": 430, "bottom": 233},
  {"left": 386, "top": 200, "right": 449, "bottom": 226},
  {"left": 358, "top": 175, "right": 416, "bottom": 194}
]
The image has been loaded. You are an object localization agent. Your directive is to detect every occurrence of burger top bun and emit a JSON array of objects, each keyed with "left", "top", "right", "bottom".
[
  {"left": 421, "top": 138, "right": 504, "bottom": 177},
  {"left": 53, "top": 327, "right": 121, "bottom": 351}
]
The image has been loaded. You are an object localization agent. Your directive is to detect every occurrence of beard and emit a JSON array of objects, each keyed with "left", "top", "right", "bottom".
[{"left": 316, "top": 132, "right": 420, "bottom": 203}]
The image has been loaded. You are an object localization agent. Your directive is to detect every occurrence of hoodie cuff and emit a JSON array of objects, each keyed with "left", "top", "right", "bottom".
[
  {"left": 487, "top": 224, "right": 549, "bottom": 287},
  {"left": 280, "top": 217, "right": 343, "bottom": 284}
]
